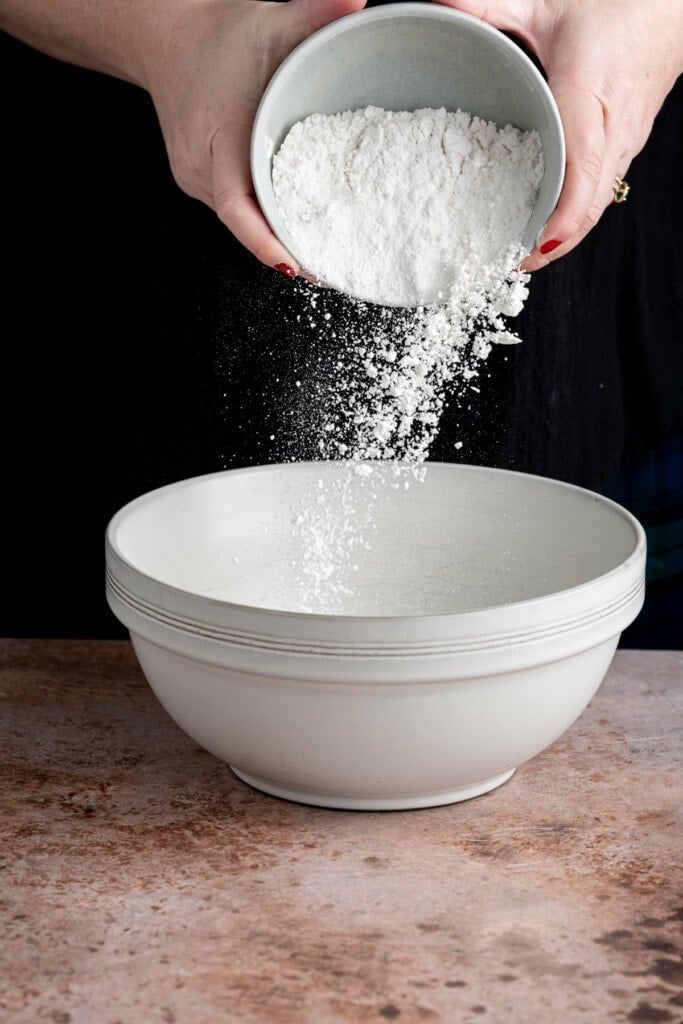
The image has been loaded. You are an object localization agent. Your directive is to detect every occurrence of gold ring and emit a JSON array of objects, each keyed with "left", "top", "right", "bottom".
[{"left": 613, "top": 177, "right": 630, "bottom": 204}]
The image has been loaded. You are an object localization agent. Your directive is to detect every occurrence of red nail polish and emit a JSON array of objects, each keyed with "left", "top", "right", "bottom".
[
  {"left": 540, "top": 239, "right": 562, "bottom": 255},
  {"left": 274, "top": 262, "right": 296, "bottom": 278}
]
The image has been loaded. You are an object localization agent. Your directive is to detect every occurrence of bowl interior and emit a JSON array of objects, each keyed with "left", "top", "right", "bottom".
[
  {"left": 110, "top": 463, "right": 639, "bottom": 618},
  {"left": 252, "top": 2, "right": 565, "bottom": 270}
]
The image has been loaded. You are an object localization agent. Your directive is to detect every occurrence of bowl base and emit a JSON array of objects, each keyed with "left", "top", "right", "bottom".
[{"left": 230, "top": 767, "right": 516, "bottom": 811}]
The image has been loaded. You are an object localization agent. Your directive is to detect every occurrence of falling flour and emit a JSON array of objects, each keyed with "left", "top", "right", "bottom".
[
  {"left": 272, "top": 106, "right": 542, "bottom": 465},
  {"left": 268, "top": 106, "right": 544, "bottom": 610}
]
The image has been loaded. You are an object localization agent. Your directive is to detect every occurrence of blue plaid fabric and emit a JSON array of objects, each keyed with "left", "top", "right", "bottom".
[{"left": 601, "top": 435, "right": 683, "bottom": 649}]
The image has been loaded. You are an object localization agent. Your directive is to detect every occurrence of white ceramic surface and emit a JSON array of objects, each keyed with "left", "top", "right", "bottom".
[
  {"left": 251, "top": 2, "right": 566, "bottom": 304},
  {"left": 106, "top": 462, "right": 645, "bottom": 810}
]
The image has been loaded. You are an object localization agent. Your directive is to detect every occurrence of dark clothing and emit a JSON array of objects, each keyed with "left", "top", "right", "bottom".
[
  {"left": 1, "top": 27, "right": 681, "bottom": 640},
  {"left": 602, "top": 434, "right": 683, "bottom": 649}
]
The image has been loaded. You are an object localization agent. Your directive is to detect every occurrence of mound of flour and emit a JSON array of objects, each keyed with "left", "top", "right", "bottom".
[{"left": 272, "top": 106, "right": 543, "bottom": 308}]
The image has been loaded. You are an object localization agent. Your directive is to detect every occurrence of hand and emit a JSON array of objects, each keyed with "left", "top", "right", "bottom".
[
  {"left": 433, "top": 0, "right": 683, "bottom": 269},
  {"left": 144, "top": 0, "right": 366, "bottom": 277}
]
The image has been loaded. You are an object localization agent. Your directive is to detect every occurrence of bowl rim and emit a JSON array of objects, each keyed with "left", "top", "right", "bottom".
[
  {"left": 250, "top": 0, "right": 566, "bottom": 280},
  {"left": 105, "top": 460, "right": 646, "bottom": 626}
]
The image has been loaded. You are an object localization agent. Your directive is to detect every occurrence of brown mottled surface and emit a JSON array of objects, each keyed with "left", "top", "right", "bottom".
[{"left": 0, "top": 640, "right": 682, "bottom": 1024}]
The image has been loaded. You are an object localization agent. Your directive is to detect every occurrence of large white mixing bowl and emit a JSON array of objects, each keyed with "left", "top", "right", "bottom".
[{"left": 106, "top": 462, "right": 645, "bottom": 810}]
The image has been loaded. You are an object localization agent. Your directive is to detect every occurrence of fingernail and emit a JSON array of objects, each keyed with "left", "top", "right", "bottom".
[
  {"left": 540, "top": 239, "right": 562, "bottom": 255},
  {"left": 274, "top": 262, "right": 296, "bottom": 278}
]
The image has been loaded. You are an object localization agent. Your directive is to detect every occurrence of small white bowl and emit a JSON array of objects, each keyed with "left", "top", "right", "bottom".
[
  {"left": 251, "top": 1, "right": 565, "bottom": 299},
  {"left": 106, "top": 462, "right": 644, "bottom": 811}
]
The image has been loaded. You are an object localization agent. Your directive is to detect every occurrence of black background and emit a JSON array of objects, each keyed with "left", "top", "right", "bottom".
[{"left": 2, "top": 24, "right": 682, "bottom": 640}]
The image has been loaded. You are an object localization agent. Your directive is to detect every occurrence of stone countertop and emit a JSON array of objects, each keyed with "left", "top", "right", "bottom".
[{"left": 0, "top": 641, "right": 681, "bottom": 1024}]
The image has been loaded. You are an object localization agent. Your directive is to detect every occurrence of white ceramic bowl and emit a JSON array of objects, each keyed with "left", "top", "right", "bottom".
[
  {"left": 106, "top": 462, "right": 645, "bottom": 811},
  {"left": 251, "top": 1, "right": 565, "bottom": 301}
]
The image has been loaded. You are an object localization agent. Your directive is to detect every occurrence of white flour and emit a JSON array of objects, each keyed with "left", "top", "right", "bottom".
[
  {"left": 272, "top": 106, "right": 542, "bottom": 465},
  {"left": 273, "top": 106, "right": 543, "bottom": 307},
  {"left": 268, "top": 106, "right": 544, "bottom": 611}
]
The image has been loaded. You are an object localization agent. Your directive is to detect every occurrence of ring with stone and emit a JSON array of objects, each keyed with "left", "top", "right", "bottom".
[{"left": 613, "top": 177, "right": 630, "bottom": 204}]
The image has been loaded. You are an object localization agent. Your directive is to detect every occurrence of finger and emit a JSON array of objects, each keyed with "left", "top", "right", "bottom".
[
  {"left": 211, "top": 123, "right": 299, "bottom": 275},
  {"left": 540, "top": 151, "right": 629, "bottom": 264},
  {"left": 539, "top": 110, "right": 634, "bottom": 259},
  {"left": 524, "top": 80, "right": 606, "bottom": 270}
]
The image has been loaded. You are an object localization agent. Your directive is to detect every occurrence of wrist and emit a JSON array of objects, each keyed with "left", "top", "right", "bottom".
[
  {"left": 136, "top": 0, "right": 260, "bottom": 95},
  {"left": 124, "top": 0, "right": 208, "bottom": 90}
]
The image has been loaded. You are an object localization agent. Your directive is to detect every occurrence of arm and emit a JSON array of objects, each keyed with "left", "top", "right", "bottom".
[
  {"left": 0, "top": 0, "right": 170, "bottom": 85},
  {"left": 0, "top": 0, "right": 366, "bottom": 275}
]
